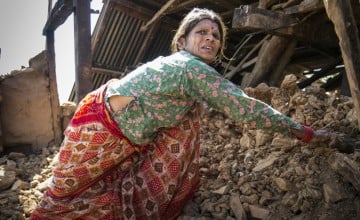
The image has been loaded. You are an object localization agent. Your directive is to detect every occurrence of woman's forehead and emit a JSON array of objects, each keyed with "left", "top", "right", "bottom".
[{"left": 193, "top": 19, "right": 220, "bottom": 31}]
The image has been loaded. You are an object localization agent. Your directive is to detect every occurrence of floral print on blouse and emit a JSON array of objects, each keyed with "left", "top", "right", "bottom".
[{"left": 105, "top": 50, "right": 301, "bottom": 145}]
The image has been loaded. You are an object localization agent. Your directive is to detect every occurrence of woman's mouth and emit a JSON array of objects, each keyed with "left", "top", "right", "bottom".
[{"left": 201, "top": 45, "right": 214, "bottom": 52}]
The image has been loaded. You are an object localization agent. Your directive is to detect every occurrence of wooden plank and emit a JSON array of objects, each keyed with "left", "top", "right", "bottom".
[{"left": 324, "top": 0, "right": 360, "bottom": 128}]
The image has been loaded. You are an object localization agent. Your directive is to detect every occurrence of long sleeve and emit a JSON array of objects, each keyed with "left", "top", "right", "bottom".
[{"left": 181, "top": 56, "right": 302, "bottom": 136}]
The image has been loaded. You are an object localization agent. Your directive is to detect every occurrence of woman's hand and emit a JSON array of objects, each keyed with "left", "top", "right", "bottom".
[
  {"left": 310, "top": 129, "right": 355, "bottom": 153},
  {"left": 292, "top": 125, "right": 354, "bottom": 153},
  {"left": 309, "top": 129, "right": 337, "bottom": 144}
]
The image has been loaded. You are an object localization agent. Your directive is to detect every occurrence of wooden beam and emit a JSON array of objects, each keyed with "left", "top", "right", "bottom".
[
  {"left": 42, "top": 0, "right": 73, "bottom": 35},
  {"left": 259, "top": 0, "right": 280, "bottom": 9},
  {"left": 232, "top": 5, "right": 338, "bottom": 48},
  {"left": 168, "top": 0, "right": 206, "bottom": 14},
  {"left": 278, "top": 0, "right": 303, "bottom": 9},
  {"left": 284, "top": 0, "right": 324, "bottom": 15},
  {"left": 232, "top": 5, "right": 297, "bottom": 32},
  {"left": 140, "top": 0, "right": 178, "bottom": 32},
  {"left": 323, "top": 0, "right": 360, "bottom": 127},
  {"left": 225, "top": 35, "right": 270, "bottom": 79},
  {"left": 73, "top": 0, "right": 93, "bottom": 103},
  {"left": 269, "top": 38, "right": 297, "bottom": 87},
  {"left": 210, "top": 0, "right": 238, "bottom": 11},
  {"left": 241, "top": 35, "right": 291, "bottom": 88}
]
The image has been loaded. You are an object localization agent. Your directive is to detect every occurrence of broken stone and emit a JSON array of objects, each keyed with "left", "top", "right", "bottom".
[
  {"left": 230, "top": 193, "right": 247, "bottom": 220},
  {"left": 252, "top": 152, "right": 281, "bottom": 172},
  {"left": 323, "top": 182, "right": 353, "bottom": 204},
  {"left": 273, "top": 177, "right": 294, "bottom": 192},
  {"left": 248, "top": 205, "right": 270, "bottom": 219},
  {"left": 212, "top": 185, "right": 230, "bottom": 195},
  {"left": 0, "top": 168, "right": 16, "bottom": 191}
]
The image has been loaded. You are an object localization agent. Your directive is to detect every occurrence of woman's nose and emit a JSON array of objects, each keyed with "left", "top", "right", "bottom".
[{"left": 205, "top": 34, "right": 214, "bottom": 41}]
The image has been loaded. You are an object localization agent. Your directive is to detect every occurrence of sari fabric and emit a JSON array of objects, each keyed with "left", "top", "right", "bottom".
[{"left": 30, "top": 81, "right": 201, "bottom": 220}]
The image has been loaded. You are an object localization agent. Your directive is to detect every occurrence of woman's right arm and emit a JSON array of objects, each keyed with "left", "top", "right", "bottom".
[{"left": 182, "top": 60, "right": 303, "bottom": 137}]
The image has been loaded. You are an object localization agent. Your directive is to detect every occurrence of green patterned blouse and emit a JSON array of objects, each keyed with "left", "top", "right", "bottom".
[{"left": 105, "top": 50, "right": 301, "bottom": 145}]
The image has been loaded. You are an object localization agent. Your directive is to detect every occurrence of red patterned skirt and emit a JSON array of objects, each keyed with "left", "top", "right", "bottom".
[{"left": 30, "top": 81, "right": 201, "bottom": 220}]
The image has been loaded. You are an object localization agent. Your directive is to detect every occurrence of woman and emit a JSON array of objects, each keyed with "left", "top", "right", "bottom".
[{"left": 31, "top": 8, "right": 332, "bottom": 220}]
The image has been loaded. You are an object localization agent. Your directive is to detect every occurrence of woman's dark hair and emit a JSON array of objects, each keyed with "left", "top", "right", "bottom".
[{"left": 171, "top": 8, "right": 227, "bottom": 61}]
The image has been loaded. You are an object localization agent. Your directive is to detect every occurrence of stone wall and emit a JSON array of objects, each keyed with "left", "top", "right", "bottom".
[{"left": 0, "top": 51, "right": 60, "bottom": 153}]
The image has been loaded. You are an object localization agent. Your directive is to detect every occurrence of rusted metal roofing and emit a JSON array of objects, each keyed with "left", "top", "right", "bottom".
[{"left": 91, "top": 3, "right": 172, "bottom": 71}]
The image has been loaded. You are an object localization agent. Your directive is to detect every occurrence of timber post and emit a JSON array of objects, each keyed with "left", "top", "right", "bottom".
[
  {"left": 323, "top": 0, "right": 360, "bottom": 128},
  {"left": 73, "top": 0, "right": 93, "bottom": 103}
]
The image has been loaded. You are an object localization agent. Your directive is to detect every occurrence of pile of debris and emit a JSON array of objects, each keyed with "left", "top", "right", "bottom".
[{"left": 0, "top": 74, "right": 359, "bottom": 220}]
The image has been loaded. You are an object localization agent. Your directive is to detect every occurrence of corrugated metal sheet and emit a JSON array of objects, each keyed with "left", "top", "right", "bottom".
[
  {"left": 69, "top": 0, "right": 174, "bottom": 101},
  {"left": 94, "top": 7, "right": 145, "bottom": 71},
  {"left": 144, "top": 28, "right": 173, "bottom": 61},
  {"left": 92, "top": 1, "right": 175, "bottom": 71}
]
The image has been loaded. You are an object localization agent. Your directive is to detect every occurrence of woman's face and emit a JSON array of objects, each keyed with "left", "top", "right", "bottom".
[{"left": 179, "top": 19, "right": 221, "bottom": 64}]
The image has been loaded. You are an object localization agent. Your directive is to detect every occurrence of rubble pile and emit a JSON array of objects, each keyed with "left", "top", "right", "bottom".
[{"left": 1, "top": 75, "right": 359, "bottom": 220}]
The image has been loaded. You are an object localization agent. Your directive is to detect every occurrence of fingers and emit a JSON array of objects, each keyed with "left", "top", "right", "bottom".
[
  {"left": 309, "top": 131, "right": 355, "bottom": 154},
  {"left": 309, "top": 129, "right": 336, "bottom": 143}
]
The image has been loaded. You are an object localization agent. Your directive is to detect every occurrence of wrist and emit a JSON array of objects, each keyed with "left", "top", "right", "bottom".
[{"left": 297, "top": 125, "right": 314, "bottom": 143}]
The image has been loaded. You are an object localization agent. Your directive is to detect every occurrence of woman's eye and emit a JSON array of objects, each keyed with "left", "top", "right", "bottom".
[
  {"left": 213, "top": 34, "right": 220, "bottom": 40},
  {"left": 199, "top": 30, "right": 206, "bottom": 35}
]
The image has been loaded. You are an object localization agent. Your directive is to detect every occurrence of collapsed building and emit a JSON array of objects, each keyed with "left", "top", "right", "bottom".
[
  {"left": 1, "top": 0, "right": 359, "bottom": 152},
  {"left": 0, "top": 0, "right": 359, "bottom": 219}
]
